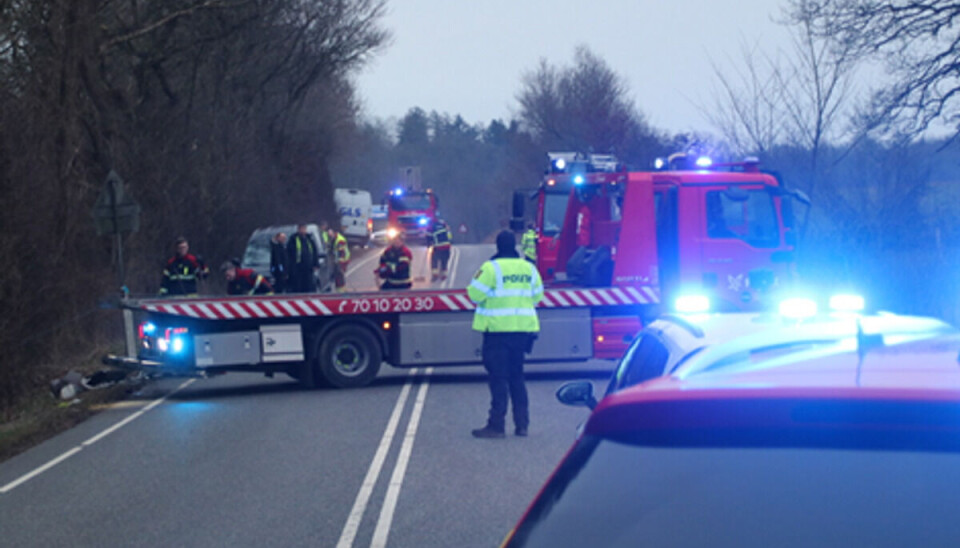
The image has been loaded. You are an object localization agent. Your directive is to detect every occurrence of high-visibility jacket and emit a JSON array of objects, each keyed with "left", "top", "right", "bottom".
[
  {"left": 431, "top": 222, "right": 452, "bottom": 249},
  {"left": 521, "top": 229, "right": 537, "bottom": 261},
  {"left": 333, "top": 232, "right": 350, "bottom": 265},
  {"left": 467, "top": 257, "right": 543, "bottom": 333}
]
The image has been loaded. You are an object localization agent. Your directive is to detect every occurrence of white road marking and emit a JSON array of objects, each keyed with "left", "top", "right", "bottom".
[
  {"left": 370, "top": 368, "right": 433, "bottom": 548},
  {"left": 442, "top": 246, "right": 461, "bottom": 289},
  {"left": 0, "top": 378, "right": 196, "bottom": 494},
  {"left": 336, "top": 369, "right": 419, "bottom": 548},
  {"left": 346, "top": 251, "right": 381, "bottom": 278}
]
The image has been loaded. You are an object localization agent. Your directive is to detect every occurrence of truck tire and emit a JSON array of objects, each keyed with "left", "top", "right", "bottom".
[{"left": 315, "top": 324, "right": 382, "bottom": 388}]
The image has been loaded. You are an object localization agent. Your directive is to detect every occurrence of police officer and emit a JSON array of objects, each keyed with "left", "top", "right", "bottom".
[
  {"left": 159, "top": 237, "right": 208, "bottom": 297},
  {"left": 377, "top": 232, "right": 413, "bottom": 290},
  {"left": 467, "top": 230, "right": 544, "bottom": 438},
  {"left": 429, "top": 218, "right": 453, "bottom": 281},
  {"left": 521, "top": 222, "right": 537, "bottom": 264}
]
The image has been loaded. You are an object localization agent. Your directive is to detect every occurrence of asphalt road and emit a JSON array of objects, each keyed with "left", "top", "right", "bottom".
[{"left": 0, "top": 244, "right": 616, "bottom": 547}]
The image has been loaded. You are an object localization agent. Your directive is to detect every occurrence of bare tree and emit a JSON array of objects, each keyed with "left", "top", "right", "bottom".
[
  {"left": 702, "top": 43, "right": 785, "bottom": 156},
  {"left": 790, "top": 1, "right": 960, "bottom": 138},
  {"left": 516, "top": 45, "right": 662, "bottom": 164}
]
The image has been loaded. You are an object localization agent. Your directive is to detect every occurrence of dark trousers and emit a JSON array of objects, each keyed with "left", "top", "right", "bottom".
[
  {"left": 288, "top": 267, "right": 316, "bottom": 293},
  {"left": 482, "top": 332, "right": 530, "bottom": 432},
  {"left": 431, "top": 247, "right": 451, "bottom": 270}
]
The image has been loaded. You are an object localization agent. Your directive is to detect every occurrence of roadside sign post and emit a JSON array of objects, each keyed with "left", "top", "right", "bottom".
[{"left": 92, "top": 171, "right": 141, "bottom": 357}]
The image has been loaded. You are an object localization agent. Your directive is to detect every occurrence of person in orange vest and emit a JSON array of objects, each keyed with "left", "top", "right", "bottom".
[
  {"left": 326, "top": 226, "right": 350, "bottom": 292},
  {"left": 377, "top": 232, "right": 413, "bottom": 290}
]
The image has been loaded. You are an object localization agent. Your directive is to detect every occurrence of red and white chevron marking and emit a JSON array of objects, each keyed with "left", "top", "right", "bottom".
[{"left": 141, "top": 286, "right": 659, "bottom": 320}]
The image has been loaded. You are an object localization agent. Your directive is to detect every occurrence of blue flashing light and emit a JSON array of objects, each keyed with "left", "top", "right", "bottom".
[
  {"left": 418, "top": 217, "right": 429, "bottom": 226},
  {"left": 654, "top": 158, "right": 665, "bottom": 170},
  {"left": 573, "top": 174, "right": 585, "bottom": 185},
  {"left": 695, "top": 156, "right": 713, "bottom": 168},
  {"left": 393, "top": 187, "right": 404, "bottom": 196},
  {"left": 554, "top": 158, "right": 567, "bottom": 171},
  {"left": 779, "top": 297, "right": 818, "bottom": 320},
  {"left": 171, "top": 337, "right": 185, "bottom": 354},
  {"left": 142, "top": 322, "right": 156, "bottom": 335},
  {"left": 674, "top": 295, "right": 710, "bottom": 314},
  {"left": 829, "top": 294, "right": 865, "bottom": 312}
]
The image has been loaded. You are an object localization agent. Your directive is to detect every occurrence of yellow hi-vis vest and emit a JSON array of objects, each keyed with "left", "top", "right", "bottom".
[
  {"left": 467, "top": 258, "right": 544, "bottom": 333},
  {"left": 521, "top": 229, "right": 537, "bottom": 261}
]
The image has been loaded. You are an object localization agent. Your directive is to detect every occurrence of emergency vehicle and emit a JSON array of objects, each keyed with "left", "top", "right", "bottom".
[
  {"left": 520, "top": 152, "right": 807, "bottom": 308},
  {"left": 385, "top": 187, "right": 438, "bottom": 244},
  {"left": 103, "top": 153, "right": 806, "bottom": 389}
]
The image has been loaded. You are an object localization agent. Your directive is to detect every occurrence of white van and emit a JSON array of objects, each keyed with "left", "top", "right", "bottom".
[{"left": 334, "top": 188, "right": 373, "bottom": 245}]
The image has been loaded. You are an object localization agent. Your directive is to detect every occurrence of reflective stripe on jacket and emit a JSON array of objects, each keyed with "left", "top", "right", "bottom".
[
  {"left": 467, "top": 258, "right": 543, "bottom": 332},
  {"left": 431, "top": 223, "right": 452, "bottom": 248}
]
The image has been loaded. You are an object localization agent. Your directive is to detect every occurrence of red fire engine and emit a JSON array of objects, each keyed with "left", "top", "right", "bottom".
[
  {"left": 521, "top": 151, "right": 805, "bottom": 309},
  {"left": 385, "top": 187, "right": 438, "bottom": 244}
]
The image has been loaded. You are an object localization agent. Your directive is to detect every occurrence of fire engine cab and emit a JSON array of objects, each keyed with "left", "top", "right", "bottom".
[
  {"left": 516, "top": 152, "right": 807, "bottom": 312},
  {"left": 385, "top": 187, "right": 439, "bottom": 244}
]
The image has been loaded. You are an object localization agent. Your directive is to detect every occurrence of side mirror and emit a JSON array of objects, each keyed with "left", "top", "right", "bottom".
[
  {"left": 556, "top": 381, "right": 598, "bottom": 410},
  {"left": 512, "top": 191, "right": 525, "bottom": 219}
]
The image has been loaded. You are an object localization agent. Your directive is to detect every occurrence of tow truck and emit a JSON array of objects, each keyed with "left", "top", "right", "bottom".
[{"left": 104, "top": 153, "right": 807, "bottom": 388}]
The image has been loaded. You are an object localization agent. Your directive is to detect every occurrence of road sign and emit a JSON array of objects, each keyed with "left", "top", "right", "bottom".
[{"left": 92, "top": 170, "right": 140, "bottom": 236}]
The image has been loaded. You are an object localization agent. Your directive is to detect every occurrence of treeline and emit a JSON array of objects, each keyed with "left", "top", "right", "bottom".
[{"left": 0, "top": 0, "right": 388, "bottom": 413}]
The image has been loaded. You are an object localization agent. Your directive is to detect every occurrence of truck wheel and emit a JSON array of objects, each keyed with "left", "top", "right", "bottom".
[{"left": 315, "top": 324, "right": 382, "bottom": 388}]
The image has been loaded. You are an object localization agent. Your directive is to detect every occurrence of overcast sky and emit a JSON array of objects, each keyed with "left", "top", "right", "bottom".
[{"left": 354, "top": 0, "right": 795, "bottom": 134}]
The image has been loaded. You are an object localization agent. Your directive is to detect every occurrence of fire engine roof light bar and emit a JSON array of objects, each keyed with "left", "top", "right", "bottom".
[{"left": 695, "top": 156, "right": 713, "bottom": 168}]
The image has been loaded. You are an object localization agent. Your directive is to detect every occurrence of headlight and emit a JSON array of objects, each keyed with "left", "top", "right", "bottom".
[
  {"left": 674, "top": 295, "right": 710, "bottom": 314},
  {"left": 829, "top": 294, "right": 865, "bottom": 313},
  {"left": 779, "top": 297, "right": 818, "bottom": 320},
  {"left": 387, "top": 227, "right": 399, "bottom": 239}
]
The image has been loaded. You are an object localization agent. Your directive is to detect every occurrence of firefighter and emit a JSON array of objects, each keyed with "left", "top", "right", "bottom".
[
  {"left": 159, "top": 237, "right": 208, "bottom": 297},
  {"left": 287, "top": 224, "right": 320, "bottom": 293},
  {"left": 222, "top": 261, "right": 273, "bottom": 295},
  {"left": 429, "top": 218, "right": 453, "bottom": 281},
  {"left": 377, "top": 232, "right": 413, "bottom": 290},
  {"left": 467, "top": 230, "right": 544, "bottom": 438},
  {"left": 521, "top": 222, "right": 538, "bottom": 264},
  {"left": 326, "top": 226, "right": 351, "bottom": 292}
]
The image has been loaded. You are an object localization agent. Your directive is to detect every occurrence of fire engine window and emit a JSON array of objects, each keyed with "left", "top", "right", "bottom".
[
  {"left": 389, "top": 195, "right": 433, "bottom": 211},
  {"left": 543, "top": 193, "right": 568, "bottom": 237},
  {"left": 705, "top": 190, "right": 779, "bottom": 248}
]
